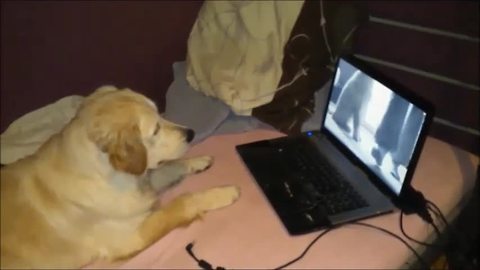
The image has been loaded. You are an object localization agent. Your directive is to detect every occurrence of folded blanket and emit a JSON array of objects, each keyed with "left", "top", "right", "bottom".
[
  {"left": 0, "top": 95, "right": 84, "bottom": 164},
  {"left": 186, "top": 1, "right": 304, "bottom": 115}
]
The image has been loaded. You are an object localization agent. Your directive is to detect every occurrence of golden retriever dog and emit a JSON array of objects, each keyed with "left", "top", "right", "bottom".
[{"left": 0, "top": 86, "right": 240, "bottom": 269}]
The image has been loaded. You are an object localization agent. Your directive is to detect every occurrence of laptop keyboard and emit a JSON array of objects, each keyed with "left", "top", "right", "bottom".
[{"left": 282, "top": 144, "right": 369, "bottom": 215}]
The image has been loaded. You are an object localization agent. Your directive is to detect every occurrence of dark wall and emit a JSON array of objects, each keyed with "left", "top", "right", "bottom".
[
  {"left": 2, "top": 1, "right": 478, "bottom": 154},
  {"left": 1, "top": 0, "right": 203, "bottom": 132},
  {"left": 354, "top": 1, "right": 479, "bottom": 154}
]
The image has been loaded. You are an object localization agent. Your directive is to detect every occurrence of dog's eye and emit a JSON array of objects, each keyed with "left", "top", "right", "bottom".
[{"left": 153, "top": 123, "right": 160, "bottom": 136}]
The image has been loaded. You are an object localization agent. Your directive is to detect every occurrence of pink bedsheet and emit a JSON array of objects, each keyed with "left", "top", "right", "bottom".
[{"left": 87, "top": 129, "right": 478, "bottom": 269}]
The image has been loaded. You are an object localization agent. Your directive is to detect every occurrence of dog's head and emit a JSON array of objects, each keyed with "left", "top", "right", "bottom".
[{"left": 76, "top": 86, "right": 194, "bottom": 175}]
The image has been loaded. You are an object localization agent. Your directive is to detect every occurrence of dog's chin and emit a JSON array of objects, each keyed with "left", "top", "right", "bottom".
[{"left": 174, "top": 142, "right": 190, "bottom": 159}]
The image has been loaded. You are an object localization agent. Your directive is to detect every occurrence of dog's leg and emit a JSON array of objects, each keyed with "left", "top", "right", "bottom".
[
  {"left": 183, "top": 155, "right": 214, "bottom": 174},
  {"left": 148, "top": 156, "right": 213, "bottom": 192},
  {"left": 108, "top": 185, "right": 239, "bottom": 261}
]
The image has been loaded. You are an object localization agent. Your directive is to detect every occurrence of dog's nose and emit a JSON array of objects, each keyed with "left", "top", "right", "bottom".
[{"left": 186, "top": 129, "right": 195, "bottom": 143}]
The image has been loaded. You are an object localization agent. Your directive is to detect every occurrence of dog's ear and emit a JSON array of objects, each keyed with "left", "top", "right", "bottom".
[{"left": 88, "top": 123, "right": 147, "bottom": 175}]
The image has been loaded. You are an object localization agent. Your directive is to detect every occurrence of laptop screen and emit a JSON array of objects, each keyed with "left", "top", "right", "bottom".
[{"left": 324, "top": 58, "right": 427, "bottom": 195}]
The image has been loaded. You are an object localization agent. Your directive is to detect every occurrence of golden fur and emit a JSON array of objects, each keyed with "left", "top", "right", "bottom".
[{"left": 0, "top": 86, "right": 239, "bottom": 269}]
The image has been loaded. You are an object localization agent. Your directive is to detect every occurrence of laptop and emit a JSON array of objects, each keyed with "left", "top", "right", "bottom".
[{"left": 236, "top": 56, "right": 434, "bottom": 235}]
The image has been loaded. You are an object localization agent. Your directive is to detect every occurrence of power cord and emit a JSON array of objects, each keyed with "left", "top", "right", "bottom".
[
  {"left": 351, "top": 221, "right": 430, "bottom": 270},
  {"left": 273, "top": 227, "right": 335, "bottom": 270},
  {"left": 185, "top": 227, "right": 335, "bottom": 270},
  {"left": 275, "top": 221, "right": 430, "bottom": 270},
  {"left": 186, "top": 242, "right": 226, "bottom": 270},
  {"left": 185, "top": 190, "right": 467, "bottom": 270},
  {"left": 426, "top": 201, "right": 450, "bottom": 232},
  {"left": 400, "top": 209, "right": 443, "bottom": 248},
  {"left": 186, "top": 221, "right": 430, "bottom": 270},
  {"left": 185, "top": 228, "right": 337, "bottom": 270},
  {"left": 425, "top": 200, "right": 476, "bottom": 270},
  {"left": 398, "top": 189, "right": 476, "bottom": 270}
]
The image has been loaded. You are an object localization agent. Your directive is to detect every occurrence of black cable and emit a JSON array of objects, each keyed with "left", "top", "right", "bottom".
[
  {"left": 426, "top": 201, "right": 449, "bottom": 229},
  {"left": 186, "top": 242, "right": 226, "bottom": 270},
  {"left": 426, "top": 200, "right": 477, "bottom": 270},
  {"left": 430, "top": 218, "right": 442, "bottom": 237},
  {"left": 186, "top": 195, "right": 444, "bottom": 270},
  {"left": 187, "top": 220, "right": 431, "bottom": 270},
  {"left": 276, "top": 189, "right": 439, "bottom": 269},
  {"left": 352, "top": 221, "right": 431, "bottom": 270},
  {"left": 275, "top": 221, "right": 431, "bottom": 270},
  {"left": 399, "top": 190, "right": 475, "bottom": 270},
  {"left": 273, "top": 227, "right": 334, "bottom": 270},
  {"left": 426, "top": 200, "right": 464, "bottom": 244},
  {"left": 399, "top": 209, "right": 443, "bottom": 248}
]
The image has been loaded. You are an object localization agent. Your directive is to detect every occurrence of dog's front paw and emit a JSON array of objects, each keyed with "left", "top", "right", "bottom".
[
  {"left": 186, "top": 156, "right": 214, "bottom": 174},
  {"left": 194, "top": 186, "right": 240, "bottom": 212}
]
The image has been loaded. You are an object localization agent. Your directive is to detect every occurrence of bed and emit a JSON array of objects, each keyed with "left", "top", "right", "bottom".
[
  {"left": 86, "top": 129, "right": 478, "bottom": 269},
  {"left": 2, "top": 1, "right": 478, "bottom": 269}
]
